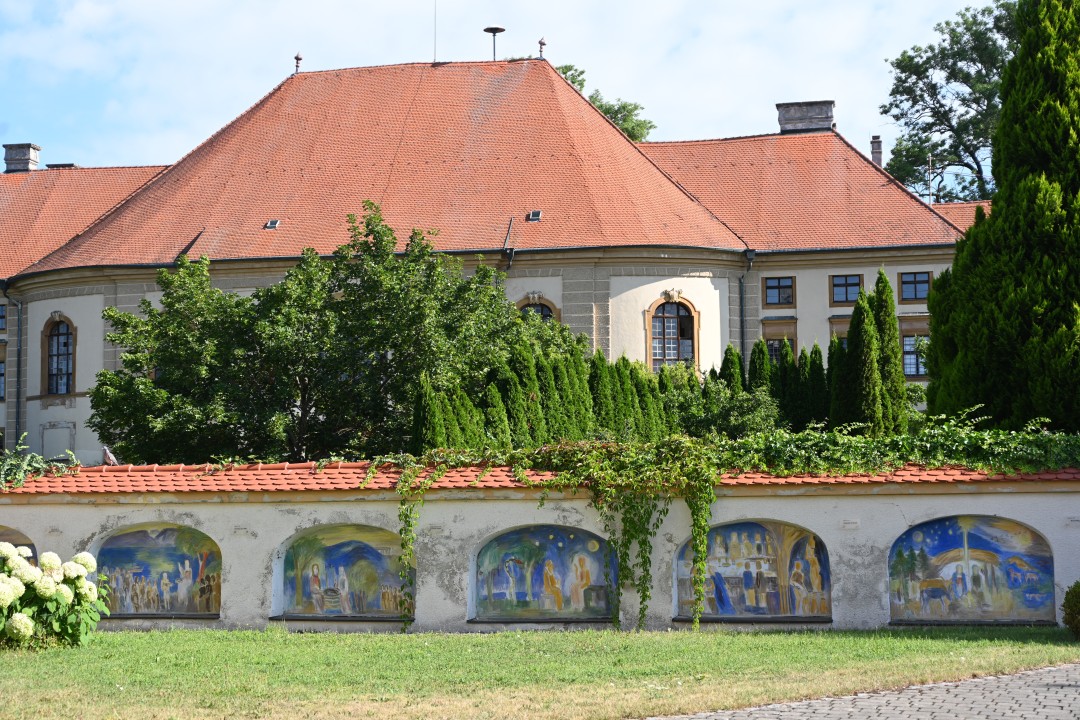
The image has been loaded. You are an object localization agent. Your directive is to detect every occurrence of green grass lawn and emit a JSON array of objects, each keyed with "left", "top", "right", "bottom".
[{"left": 4, "top": 626, "right": 1078, "bottom": 719}]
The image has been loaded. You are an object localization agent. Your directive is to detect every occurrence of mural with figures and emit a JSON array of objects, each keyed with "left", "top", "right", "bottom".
[
  {"left": 283, "top": 525, "right": 412, "bottom": 617},
  {"left": 99, "top": 524, "right": 221, "bottom": 616},
  {"left": 889, "top": 515, "right": 1055, "bottom": 623},
  {"left": 0, "top": 527, "right": 36, "bottom": 561},
  {"left": 675, "top": 521, "right": 832, "bottom": 620},
  {"left": 475, "top": 526, "right": 615, "bottom": 621}
]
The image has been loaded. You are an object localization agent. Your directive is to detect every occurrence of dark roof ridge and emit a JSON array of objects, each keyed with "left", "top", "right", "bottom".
[{"left": 293, "top": 58, "right": 546, "bottom": 77}]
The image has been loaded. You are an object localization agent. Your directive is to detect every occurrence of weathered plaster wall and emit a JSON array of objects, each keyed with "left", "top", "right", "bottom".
[{"left": 1, "top": 483, "right": 1076, "bottom": 632}]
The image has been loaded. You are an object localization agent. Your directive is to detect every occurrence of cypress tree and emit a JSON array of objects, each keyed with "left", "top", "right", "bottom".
[
  {"left": 794, "top": 347, "right": 812, "bottom": 431},
  {"left": 631, "top": 362, "right": 663, "bottom": 441},
  {"left": 589, "top": 349, "right": 617, "bottom": 434},
  {"left": 568, "top": 345, "right": 595, "bottom": 438},
  {"left": 747, "top": 337, "right": 774, "bottom": 393},
  {"left": 535, "top": 355, "right": 566, "bottom": 442},
  {"left": 776, "top": 339, "right": 799, "bottom": 428},
  {"left": 452, "top": 387, "right": 484, "bottom": 449},
  {"left": 495, "top": 362, "right": 532, "bottom": 448},
  {"left": 719, "top": 344, "right": 745, "bottom": 393},
  {"left": 827, "top": 334, "right": 850, "bottom": 428},
  {"left": 614, "top": 357, "right": 644, "bottom": 440},
  {"left": 807, "top": 342, "right": 829, "bottom": 426},
  {"left": 871, "top": 269, "right": 908, "bottom": 434},
  {"left": 438, "top": 391, "right": 464, "bottom": 448},
  {"left": 551, "top": 355, "right": 580, "bottom": 441},
  {"left": 927, "top": 0, "right": 1080, "bottom": 430},
  {"left": 412, "top": 373, "right": 445, "bottom": 452},
  {"left": 847, "top": 292, "right": 884, "bottom": 436},
  {"left": 509, "top": 343, "right": 548, "bottom": 444},
  {"left": 482, "top": 384, "right": 512, "bottom": 449}
]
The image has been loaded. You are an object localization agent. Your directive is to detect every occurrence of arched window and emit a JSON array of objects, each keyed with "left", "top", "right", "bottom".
[
  {"left": 675, "top": 521, "right": 831, "bottom": 621},
  {"left": 45, "top": 319, "right": 74, "bottom": 395},
  {"left": 281, "top": 524, "right": 412, "bottom": 619},
  {"left": 650, "top": 300, "right": 696, "bottom": 372},
  {"left": 520, "top": 303, "right": 554, "bottom": 321},
  {"left": 97, "top": 523, "right": 222, "bottom": 617},
  {"left": 888, "top": 515, "right": 1054, "bottom": 624},
  {"left": 474, "top": 525, "right": 615, "bottom": 621}
]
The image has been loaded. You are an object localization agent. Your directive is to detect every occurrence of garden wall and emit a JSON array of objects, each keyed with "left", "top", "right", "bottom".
[{"left": 0, "top": 464, "right": 1076, "bottom": 631}]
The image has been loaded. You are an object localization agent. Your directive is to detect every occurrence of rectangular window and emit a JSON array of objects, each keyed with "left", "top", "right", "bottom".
[
  {"left": 830, "top": 275, "right": 861, "bottom": 305},
  {"left": 763, "top": 277, "right": 795, "bottom": 307},
  {"left": 899, "top": 272, "right": 931, "bottom": 302},
  {"left": 765, "top": 338, "right": 795, "bottom": 364},
  {"left": 0, "top": 360, "right": 5, "bottom": 398},
  {"left": 903, "top": 335, "right": 928, "bottom": 377},
  {"left": 0, "top": 305, "right": 6, "bottom": 331}
]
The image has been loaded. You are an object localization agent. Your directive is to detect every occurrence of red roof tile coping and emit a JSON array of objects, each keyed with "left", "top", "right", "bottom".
[
  {"left": 0, "top": 165, "right": 166, "bottom": 278},
  {"left": 6, "top": 462, "right": 1078, "bottom": 496},
  {"left": 21, "top": 61, "right": 744, "bottom": 277},
  {"left": 639, "top": 133, "right": 962, "bottom": 252}
]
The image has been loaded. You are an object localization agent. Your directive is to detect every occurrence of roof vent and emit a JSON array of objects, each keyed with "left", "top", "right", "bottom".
[
  {"left": 526, "top": 210, "right": 542, "bottom": 222},
  {"left": 264, "top": 219, "right": 280, "bottom": 230},
  {"left": 3, "top": 143, "right": 41, "bottom": 173},
  {"left": 775, "top": 101, "right": 835, "bottom": 134}
]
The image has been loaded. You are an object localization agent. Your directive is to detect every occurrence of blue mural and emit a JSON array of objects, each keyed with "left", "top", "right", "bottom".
[
  {"left": 475, "top": 526, "right": 615, "bottom": 621},
  {"left": 99, "top": 524, "right": 221, "bottom": 616},
  {"left": 283, "top": 525, "right": 411, "bottom": 617},
  {"left": 889, "top": 515, "right": 1054, "bottom": 623},
  {"left": 0, "top": 526, "right": 35, "bottom": 562},
  {"left": 676, "top": 521, "right": 832, "bottom": 619}
]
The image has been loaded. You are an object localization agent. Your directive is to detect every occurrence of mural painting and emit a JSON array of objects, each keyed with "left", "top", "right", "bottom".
[
  {"left": 475, "top": 526, "right": 615, "bottom": 621},
  {"left": 889, "top": 515, "right": 1055, "bottom": 623},
  {"left": 283, "top": 525, "right": 412, "bottom": 617},
  {"left": 0, "top": 526, "right": 36, "bottom": 562},
  {"left": 676, "top": 521, "right": 832, "bottom": 620},
  {"left": 98, "top": 524, "right": 222, "bottom": 616}
]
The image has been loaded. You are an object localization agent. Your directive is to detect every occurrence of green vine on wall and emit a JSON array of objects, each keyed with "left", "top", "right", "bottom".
[
  {"left": 368, "top": 414, "right": 1080, "bottom": 630},
  {"left": 0, "top": 434, "right": 79, "bottom": 492}
]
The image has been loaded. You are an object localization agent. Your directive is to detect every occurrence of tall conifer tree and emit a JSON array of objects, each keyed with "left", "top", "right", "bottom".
[
  {"left": 748, "top": 337, "right": 774, "bottom": 393},
  {"left": 927, "top": 0, "right": 1080, "bottom": 430},
  {"left": 807, "top": 342, "right": 829, "bottom": 426},
  {"left": 589, "top": 349, "right": 617, "bottom": 433},
  {"left": 482, "top": 384, "right": 512, "bottom": 449},
  {"left": 719, "top": 344, "right": 745, "bottom": 392},
  {"left": 827, "top": 334, "right": 850, "bottom": 427},
  {"left": 412, "top": 373, "right": 445, "bottom": 452},
  {"left": 847, "top": 292, "right": 885, "bottom": 436},
  {"left": 871, "top": 269, "right": 908, "bottom": 434}
]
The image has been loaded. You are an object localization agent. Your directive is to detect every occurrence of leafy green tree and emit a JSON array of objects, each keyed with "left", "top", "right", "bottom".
[
  {"left": 928, "top": 0, "right": 1080, "bottom": 431},
  {"left": 871, "top": 270, "right": 908, "bottom": 434},
  {"left": 556, "top": 64, "right": 657, "bottom": 141},
  {"left": 847, "top": 293, "right": 885, "bottom": 436},
  {"left": 719, "top": 344, "right": 745, "bottom": 393},
  {"left": 880, "top": 1, "right": 1017, "bottom": 200}
]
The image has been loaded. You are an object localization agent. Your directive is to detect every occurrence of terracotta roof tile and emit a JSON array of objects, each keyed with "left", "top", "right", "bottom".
[
  {"left": 0, "top": 165, "right": 165, "bottom": 277},
  {"left": 639, "top": 133, "right": 961, "bottom": 252},
  {"left": 5, "top": 462, "right": 1078, "bottom": 496},
  {"left": 932, "top": 201, "right": 991, "bottom": 231},
  {"left": 22, "top": 61, "right": 743, "bottom": 277}
]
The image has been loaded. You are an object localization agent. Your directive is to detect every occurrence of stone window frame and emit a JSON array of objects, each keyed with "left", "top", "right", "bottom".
[
  {"left": 762, "top": 276, "right": 796, "bottom": 309},
  {"left": 761, "top": 318, "right": 797, "bottom": 363},
  {"left": 41, "top": 312, "right": 77, "bottom": 397},
  {"left": 646, "top": 294, "right": 700, "bottom": 373},
  {"left": 899, "top": 315, "right": 931, "bottom": 379}
]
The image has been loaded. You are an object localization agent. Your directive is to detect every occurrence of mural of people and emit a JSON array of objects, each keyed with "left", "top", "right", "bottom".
[
  {"left": 676, "top": 521, "right": 832, "bottom": 620},
  {"left": 475, "top": 526, "right": 614, "bottom": 621},
  {"left": 888, "top": 515, "right": 1055, "bottom": 623},
  {"left": 0, "top": 527, "right": 35, "bottom": 563},
  {"left": 98, "top": 524, "right": 221, "bottom": 616},
  {"left": 283, "top": 525, "right": 412, "bottom": 618}
]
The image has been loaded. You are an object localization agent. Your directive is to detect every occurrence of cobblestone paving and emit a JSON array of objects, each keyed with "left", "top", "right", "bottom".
[{"left": 647, "top": 663, "right": 1080, "bottom": 720}]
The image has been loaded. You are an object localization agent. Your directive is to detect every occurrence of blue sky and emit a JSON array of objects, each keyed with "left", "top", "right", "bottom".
[{"left": 1, "top": 0, "right": 979, "bottom": 169}]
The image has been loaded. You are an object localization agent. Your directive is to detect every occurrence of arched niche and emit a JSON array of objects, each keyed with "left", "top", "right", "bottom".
[
  {"left": 282, "top": 524, "right": 412, "bottom": 619},
  {"left": 888, "top": 515, "right": 1055, "bottom": 624},
  {"left": 97, "top": 523, "right": 221, "bottom": 617},
  {"left": 675, "top": 520, "right": 831, "bottom": 621},
  {"left": 0, "top": 526, "right": 36, "bottom": 563},
  {"left": 474, "top": 525, "right": 615, "bottom": 622}
]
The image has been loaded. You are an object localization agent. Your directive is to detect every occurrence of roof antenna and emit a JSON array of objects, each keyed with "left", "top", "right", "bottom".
[
  {"left": 484, "top": 26, "right": 505, "bottom": 61},
  {"left": 538, "top": 37, "right": 546, "bottom": 59},
  {"left": 294, "top": 52, "right": 303, "bottom": 75}
]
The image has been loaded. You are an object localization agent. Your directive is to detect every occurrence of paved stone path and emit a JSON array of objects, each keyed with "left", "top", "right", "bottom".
[{"left": 647, "top": 663, "right": 1080, "bottom": 720}]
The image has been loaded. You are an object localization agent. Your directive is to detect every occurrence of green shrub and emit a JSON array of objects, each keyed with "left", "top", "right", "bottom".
[
  {"left": 0, "top": 545, "right": 109, "bottom": 648},
  {"left": 1064, "top": 580, "right": 1080, "bottom": 640}
]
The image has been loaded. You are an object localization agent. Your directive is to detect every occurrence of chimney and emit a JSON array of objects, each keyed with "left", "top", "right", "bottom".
[
  {"left": 871, "top": 135, "right": 883, "bottom": 166},
  {"left": 3, "top": 143, "right": 41, "bottom": 173},
  {"left": 776, "top": 101, "right": 835, "bottom": 134}
]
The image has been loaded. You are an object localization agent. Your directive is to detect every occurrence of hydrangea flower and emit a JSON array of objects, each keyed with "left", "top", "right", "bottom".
[
  {"left": 10, "top": 558, "right": 42, "bottom": 585},
  {"left": 16, "top": 546, "right": 32, "bottom": 558},
  {"left": 55, "top": 583, "right": 74, "bottom": 605},
  {"left": 33, "top": 575, "right": 57, "bottom": 599},
  {"left": 6, "top": 612, "right": 34, "bottom": 642},
  {"left": 62, "top": 562, "right": 87, "bottom": 580},
  {"left": 0, "top": 582, "right": 16, "bottom": 609},
  {"left": 71, "top": 552, "right": 97, "bottom": 574},
  {"left": 0, "top": 542, "right": 15, "bottom": 560},
  {"left": 77, "top": 580, "right": 98, "bottom": 602},
  {"left": 39, "top": 552, "right": 62, "bottom": 571},
  {"left": 4, "top": 576, "right": 25, "bottom": 598}
]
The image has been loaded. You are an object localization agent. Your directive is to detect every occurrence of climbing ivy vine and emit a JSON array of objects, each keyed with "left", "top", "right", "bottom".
[{"left": 365, "top": 413, "right": 1080, "bottom": 630}]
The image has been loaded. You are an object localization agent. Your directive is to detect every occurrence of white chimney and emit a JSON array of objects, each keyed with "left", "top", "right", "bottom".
[
  {"left": 776, "top": 101, "right": 835, "bottom": 134},
  {"left": 3, "top": 143, "right": 41, "bottom": 173}
]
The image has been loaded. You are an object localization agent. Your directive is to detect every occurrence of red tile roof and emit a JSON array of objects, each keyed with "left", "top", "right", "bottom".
[
  {"left": 21, "top": 61, "right": 744, "bottom": 277},
  {"left": 639, "top": 133, "right": 962, "bottom": 252},
  {"left": 6, "top": 462, "right": 1077, "bottom": 496},
  {"left": 0, "top": 165, "right": 165, "bottom": 278},
  {"left": 932, "top": 201, "right": 991, "bottom": 232}
]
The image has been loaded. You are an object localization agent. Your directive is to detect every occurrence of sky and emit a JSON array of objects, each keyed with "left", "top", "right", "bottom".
[{"left": 0, "top": 0, "right": 980, "bottom": 169}]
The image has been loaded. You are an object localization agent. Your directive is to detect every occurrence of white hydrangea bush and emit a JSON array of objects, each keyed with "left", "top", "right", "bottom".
[{"left": 0, "top": 544, "right": 109, "bottom": 647}]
